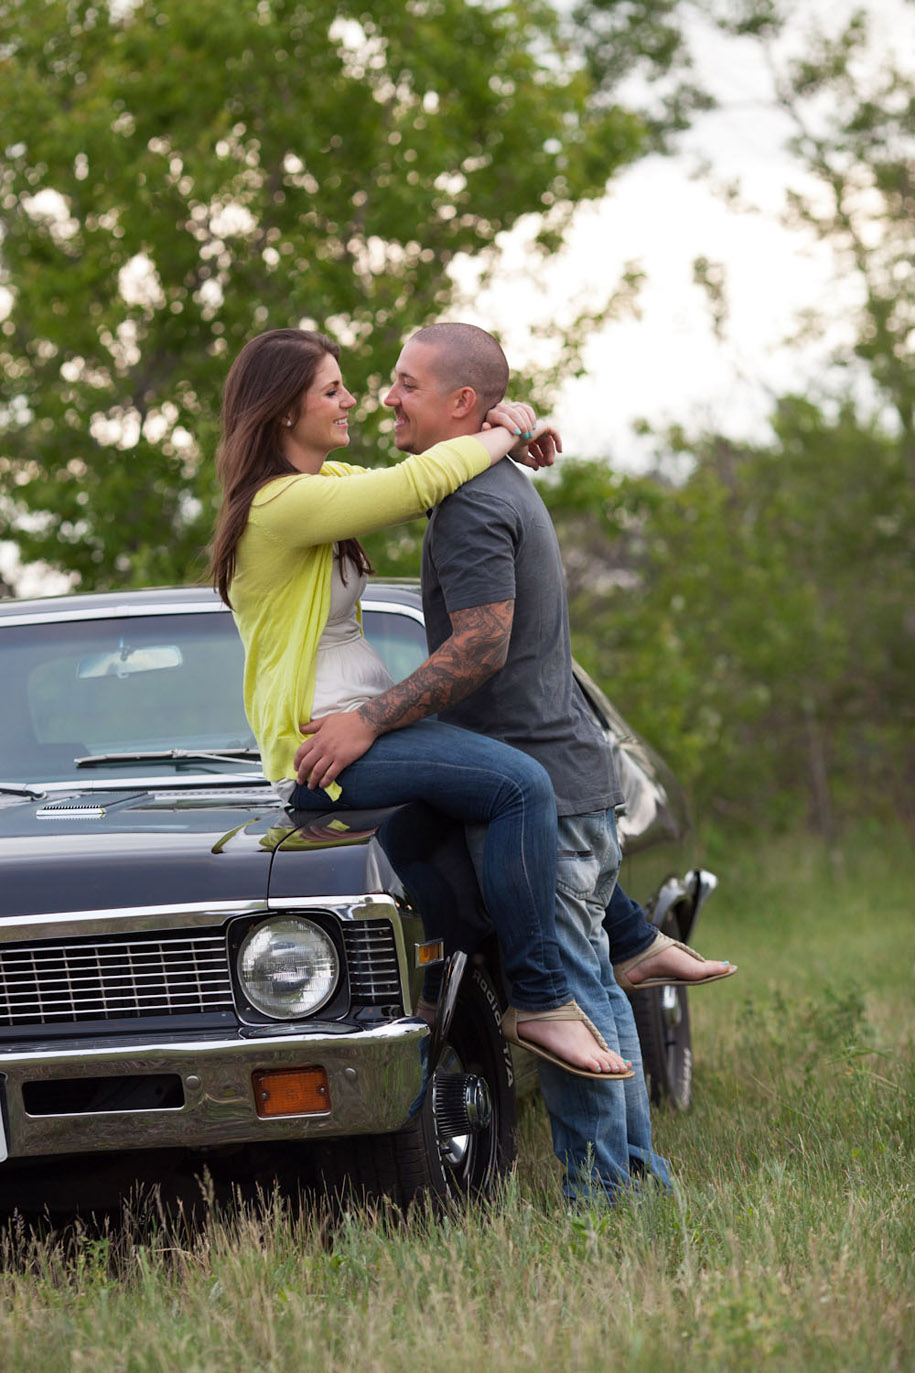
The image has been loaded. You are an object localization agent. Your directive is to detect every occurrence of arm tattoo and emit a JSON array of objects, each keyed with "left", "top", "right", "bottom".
[{"left": 358, "top": 601, "right": 513, "bottom": 736}]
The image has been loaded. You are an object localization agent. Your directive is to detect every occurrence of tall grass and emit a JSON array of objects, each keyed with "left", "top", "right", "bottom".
[{"left": 1, "top": 829, "right": 912, "bottom": 1372}]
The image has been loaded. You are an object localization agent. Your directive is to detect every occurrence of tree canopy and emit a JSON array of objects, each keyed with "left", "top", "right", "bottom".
[
  {"left": 0, "top": 0, "right": 647, "bottom": 588},
  {"left": 545, "top": 2, "right": 915, "bottom": 835},
  {"left": 548, "top": 400, "right": 913, "bottom": 837}
]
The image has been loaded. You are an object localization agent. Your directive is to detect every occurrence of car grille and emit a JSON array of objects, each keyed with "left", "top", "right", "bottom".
[
  {"left": 0, "top": 931, "right": 234, "bottom": 1025},
  {"left": 0, "top": 918, "right": 403, "bottom": 1028},
  {"left": 342, "top": 919, "right": 403, "bottom": 1004}
]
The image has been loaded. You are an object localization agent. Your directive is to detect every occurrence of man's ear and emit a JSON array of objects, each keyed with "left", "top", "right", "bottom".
[{"left": 451, "top": 386, "right": 479, "bottom": 420}]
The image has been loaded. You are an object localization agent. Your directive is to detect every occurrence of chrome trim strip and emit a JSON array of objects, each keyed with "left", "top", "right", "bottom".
[
  {"left": 0, "top": 588, "right": 425, "bottom": 631},
  {"left": 0, "top": 602, "right": 226, "bottom": 628},
  {"left": 140, "top": 787, "right": 275, "bottom": 801},
  {"left": 687, "top": 868, "right": 718, "bottom": 924},
  {"left": 0, "top": 899, "right": 267, "bottom": 936},
  {"left": 266, "top": 894, "right": 398, "bottom": 914},
  {"left": 0, "top": 774, "right": 270, "bottom": 796},
  {"left": 650, "top": 876, "right": 689, "bottom": 927},
  {"left": 0, "top": 1019, "right": 429, "bottom": 1159},
  {"left": 0, "top": 774, "right": 274, "bottom": 794},
  {"left": 361, "top": 598, "right": 425, "bottom": 625},
  {"left": 0, "top": 896, "right": 400, "bottom": 944}
]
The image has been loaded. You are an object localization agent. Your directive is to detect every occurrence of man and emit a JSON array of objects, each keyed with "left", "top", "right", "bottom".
[{"left": 295, "top": 324, "right": 731, "bottom": 1201}]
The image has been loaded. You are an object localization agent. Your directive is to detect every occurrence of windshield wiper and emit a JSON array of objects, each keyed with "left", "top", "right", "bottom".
[
  {"left": 76, "top": 748, "right": 261, "bottom": 768},
  {"left": 0, "top": 783, "right": 47, "bottom": 799}
]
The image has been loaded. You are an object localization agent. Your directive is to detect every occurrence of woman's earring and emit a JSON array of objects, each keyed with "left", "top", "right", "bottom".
[{"left": 283, "top": 418, "right": 292, "bottom": 427}]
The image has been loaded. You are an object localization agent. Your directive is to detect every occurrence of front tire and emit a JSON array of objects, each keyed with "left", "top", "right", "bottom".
[{"left": 313, "top": 962, "right": 516, "bottom": 1210}]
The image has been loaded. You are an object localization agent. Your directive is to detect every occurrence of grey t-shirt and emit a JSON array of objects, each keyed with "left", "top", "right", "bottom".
[{"left": 422, "top": 460, "right": 623, "bottom": 816}]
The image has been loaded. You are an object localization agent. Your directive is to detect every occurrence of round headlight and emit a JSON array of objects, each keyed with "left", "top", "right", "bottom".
[{"left": 237, "top": 917, "right": 339, "bottom": 1019}]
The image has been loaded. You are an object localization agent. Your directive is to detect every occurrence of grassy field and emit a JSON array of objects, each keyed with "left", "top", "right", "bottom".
[{"left": 1, "top": 829, "right": 912, "bottom": 1372}]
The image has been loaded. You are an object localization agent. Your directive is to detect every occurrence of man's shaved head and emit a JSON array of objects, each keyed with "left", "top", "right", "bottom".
[{"left": 408, "top": 323, "right": 509, "bottom": 421}]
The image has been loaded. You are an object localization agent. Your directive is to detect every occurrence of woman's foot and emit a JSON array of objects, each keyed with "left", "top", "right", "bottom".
[{"left": 614, "top": 930, "right": 737, "bottom": 992}]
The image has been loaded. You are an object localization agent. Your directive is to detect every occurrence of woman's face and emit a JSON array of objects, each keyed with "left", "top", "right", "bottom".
[{"left": 284, "top": 353, "right": 357, "bottom": 471}]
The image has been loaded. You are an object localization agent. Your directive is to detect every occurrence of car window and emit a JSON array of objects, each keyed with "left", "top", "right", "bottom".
[
  {"left": 1, "top": 613, "right": 254, "bottom": 782},
  {"left": 361, "top": 609, "right": 427, "bottom": 682}
]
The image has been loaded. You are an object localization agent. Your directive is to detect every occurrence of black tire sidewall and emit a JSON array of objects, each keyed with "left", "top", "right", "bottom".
[
  {"left": 407, "top": 960, "right": 517, "bottom": 1204},
  {"left": 312, "top": 961, "right": 516, "bottom": 1210}
]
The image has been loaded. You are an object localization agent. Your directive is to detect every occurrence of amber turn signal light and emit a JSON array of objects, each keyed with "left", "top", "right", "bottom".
[
  {"left": 416, "top": 939, "right": 444, "bottom": 967},
  {"left": 253, "top": 1066, "right": 330, "bottom": 1117}
]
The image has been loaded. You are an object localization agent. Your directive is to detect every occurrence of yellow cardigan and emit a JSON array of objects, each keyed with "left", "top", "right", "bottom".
[{"left": 230, "top": 436, "right": 490, "bottom": 784}]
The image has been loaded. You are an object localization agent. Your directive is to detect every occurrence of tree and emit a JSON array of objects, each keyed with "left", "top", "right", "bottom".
[
  {"left": 544, "top": 2, "right": 915, "bottom": 834},
  {"left": 544, "top": 397, "right": 914, "bottom": 837},
  {"left": 0, "top": 0, "right": 649, "bottom": 589},
  {"left": 577, "top": 0, "right": 915, "bottom": 453},
  {"left": 570, "top": 0, "right": 714, "bottom": 143},
  {"left": 766, "top": 3, "right": 915, "bottom": 484}
]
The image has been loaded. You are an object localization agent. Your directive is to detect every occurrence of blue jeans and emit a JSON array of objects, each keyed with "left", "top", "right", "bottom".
[
  {"left": 289, "top": 718, "right": 568, "bottom": 1011},
  {"left": 537, "top": 810, "right": 672, "bottom": 1204},
  {"left": 603, "top": 883, "right": 657, "bottom": 964},
  {"left": 374, "top": 801, "right": 490, "bottom": 1005}
]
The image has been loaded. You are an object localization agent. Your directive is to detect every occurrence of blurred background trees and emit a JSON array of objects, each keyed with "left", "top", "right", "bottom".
[
  {"left": 550, "top": 401, "right": 913, "bottom": 837},
  {"left": 1, "top": 0, "right": 911, "bottom": 835},
  {"left": 0, "top": 0, "right": 647, "bottom": 583},
  {"left": 545, "top": 1, "right": 915, "bottom": 836}
]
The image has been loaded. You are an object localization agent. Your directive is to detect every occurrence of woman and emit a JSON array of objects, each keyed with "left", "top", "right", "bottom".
[{"left": 210, "top": 327, "right": 632, "bottom": 1080}]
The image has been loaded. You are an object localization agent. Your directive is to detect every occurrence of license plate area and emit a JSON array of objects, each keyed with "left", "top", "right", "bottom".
[{"left": 22, "top": 1073, "right": 185, "bottom": 1117}]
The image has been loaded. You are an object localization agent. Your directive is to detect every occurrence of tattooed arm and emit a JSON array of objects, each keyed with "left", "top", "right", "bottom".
[{"left": 293, "top": 601, "right": 514, "bottom": 789}]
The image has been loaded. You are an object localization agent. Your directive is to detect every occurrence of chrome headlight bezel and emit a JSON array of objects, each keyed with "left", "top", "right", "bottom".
[{"left": 232, "top": 914, "right": 343, "bottom": 1022}]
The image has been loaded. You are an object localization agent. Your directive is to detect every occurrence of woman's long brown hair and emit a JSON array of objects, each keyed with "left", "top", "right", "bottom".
[{"left": 209, "top": 327, "right": 372, "bottom": 606}]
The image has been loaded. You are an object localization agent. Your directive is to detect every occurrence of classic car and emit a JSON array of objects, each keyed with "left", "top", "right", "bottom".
[{"left": 0, "top": 581, "right": 715, "bottom": 1212}]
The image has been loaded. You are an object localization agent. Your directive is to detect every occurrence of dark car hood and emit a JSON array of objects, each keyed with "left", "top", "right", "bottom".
[{"left": 0, "top": 786, "right": 402, "bottom": 919}]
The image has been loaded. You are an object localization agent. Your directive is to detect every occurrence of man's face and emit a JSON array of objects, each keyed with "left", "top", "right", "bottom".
[{"left": 383, "top": 340, "right": 467, "bottom": 454}]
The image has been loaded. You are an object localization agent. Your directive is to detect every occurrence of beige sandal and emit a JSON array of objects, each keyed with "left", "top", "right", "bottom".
[
  {"left": 501, "top": 1000, "right": 635, "bottom": 1080},
  {"left": 614, "top": 930, "right": 738, "bottom": 993}
]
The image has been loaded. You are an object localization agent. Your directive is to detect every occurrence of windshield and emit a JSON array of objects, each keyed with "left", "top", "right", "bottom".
[{"left": 0, "top": 610, "right": 258, "bottom": 784}]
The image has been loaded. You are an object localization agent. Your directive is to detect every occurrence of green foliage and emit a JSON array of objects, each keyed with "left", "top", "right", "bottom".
[
  {"left": 545, "top": 400, "right": 915, "bottom": 834},
  {"left": 546, "top": 4, "right": 915, "bottom": 836},
  {"left": 0, "top": 0, "right": 648, "bottom": 589},
  {"left": 766, "top": 4, "right": 915, "bottom": 479},
  {"left": 570, "top": 0, "right": 715, "bottom": 142}
]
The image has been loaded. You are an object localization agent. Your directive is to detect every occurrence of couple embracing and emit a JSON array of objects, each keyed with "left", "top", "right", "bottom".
[{"left": 210, "top": 322, "right": 735, "bottom": 1207}]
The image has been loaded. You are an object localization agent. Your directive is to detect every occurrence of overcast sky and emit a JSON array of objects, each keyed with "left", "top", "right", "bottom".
[{"left": 457, "top": 0, "right": 913, "bottom": 467}]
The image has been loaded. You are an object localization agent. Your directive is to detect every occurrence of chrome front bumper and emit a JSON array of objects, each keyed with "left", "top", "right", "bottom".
[{"left": 0, "top": 1019, "right": 429, "bottom": 1162}]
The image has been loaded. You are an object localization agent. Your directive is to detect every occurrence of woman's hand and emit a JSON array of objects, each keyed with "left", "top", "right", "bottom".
[
  {"left": 485, "top": 401, "right": 562, "bottom": 469},
  {"left": 486, "top": 400, "right": 537, "bottom": 438}
]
